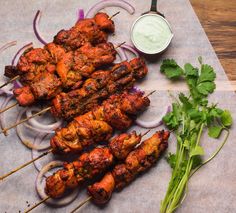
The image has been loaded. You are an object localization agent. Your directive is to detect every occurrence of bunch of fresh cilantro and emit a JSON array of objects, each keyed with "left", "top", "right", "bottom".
[{"left": 159, "top": 57, "right": 232, "bottom": 213}]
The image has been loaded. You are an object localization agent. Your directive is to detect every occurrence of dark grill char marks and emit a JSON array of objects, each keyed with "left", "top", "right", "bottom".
[
  {"left": 54, "top": 13, "right": 114, "bottom": 51},
  {"left": 45, "top": 147, "right": 114, "bottom": 198},
  {"left": 46, "top": 131, "right": 142, "bottom": 198},
  {"left": 51, "top": 58, "right": 148, "bottom": 120},
  {"left": 87, "top": 131, "right": 170, "bottom": 204},
  {"left": 50, "top": 91, "right": 150, "bottom": 155},
  {"left": 14, "top": 42, "right": 116, "bottom": 106},
  {"left": 4, "top": 12, "right": 116, "bottom": 106}
]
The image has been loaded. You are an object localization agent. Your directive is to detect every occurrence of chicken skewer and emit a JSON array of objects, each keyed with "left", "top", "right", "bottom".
[
  {"left": 0, "top": 58, "right": 148, "bottom": 134},
  {"left": 0, "top": 12, "right": 119, "bottom": 89},
  {"left": 24, "top": 130, "right": 170, "bottom": 213},
  {"left": 70, "top": 130, "right": 170, "bottom": 213},
  {"left": 0, "top": 41, "right": 125, "bottom": 116},
  {"left": 24, "top": 130, "right": 150, "bottom": 213},
  {"left": 0, "top": 90, "right": 152, "bottom": 180}
]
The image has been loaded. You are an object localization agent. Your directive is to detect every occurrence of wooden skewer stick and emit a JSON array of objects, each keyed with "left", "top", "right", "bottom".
[
  {"left": 0, "top": 102, "right": 18, "bottom": 114},
  {"left": 108, "top": 11, "right": 120, "bottom": 20},
  {"left": 24, "top": 196, "right": 50, "bottom": 213},
  {"left": 70, "top": 196, "right": 92, "bottom": 213},
  {"left": 115, "top": 41, "right": 126, "bottom": 49},
  {"left": 0, "top": 106, "right": 51, "bottom": 135},
  {"left": 0, "top": 75, "right": 20, "bottom": 89},
  {"left": 0, "top": 149, "right": 52, "bottom": 181},
  {"left": 146, "top": 90, "right": 156, "bottom": 97}
]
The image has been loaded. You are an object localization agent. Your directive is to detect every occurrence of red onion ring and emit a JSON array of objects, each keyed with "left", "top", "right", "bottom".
[
  {"left": 0, "top": 41, "right": 17, "bottom": 95},
  {"left": 136, "top": 105, "right": 172, "bottom": 128},
  {"left": 36, "top": 161, "right": 79, "bottom": 206},
  {"left": 121, "top": 44, "right": 140, "bottom": 58},
  {"left": 77, "top": 9, "right": 84, "bottom": 22},
  {"left": 85, "top": 0, "right": 135, "bottom": 18},
  {"left": 115, "top": 45, "right": 128, "bottom": 62},
  {"left": 0, "top": 95, "right": 14, "bottom": 133},
  {"left": 33, "top": 10, "right": 48, "bottom": 45},
  {"left": 16, "top": 109, "right": 51, "bottom": 150},
  {"left": 0, "top": 41, "right": 17, "bottom": 54},
  {"left": 13, "top": 80, "right": 22, "bottom": 89},
  {"left": 32, "top": 133, "right": 53, "bottom": 176},
  {"left": 26, "top": 107, "right": 63, "bottom": 132},
  {"left": 11, "top": 42, "right": 33, "bottom": 66},
  {"left": 24, "top": 123, "right": 55, "bottom": 134},
  {"left": 0, "top": 87, "right": 13, "bottom": 96}
]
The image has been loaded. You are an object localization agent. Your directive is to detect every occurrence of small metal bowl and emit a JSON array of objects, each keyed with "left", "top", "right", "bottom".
[{"left": 131, "top": 13, "right": 173, "bottom": 55}]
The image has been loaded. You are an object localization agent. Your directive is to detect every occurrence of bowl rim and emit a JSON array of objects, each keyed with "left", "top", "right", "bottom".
[{"left": 131, "top": 13, "right": 174, "bottom": 55}]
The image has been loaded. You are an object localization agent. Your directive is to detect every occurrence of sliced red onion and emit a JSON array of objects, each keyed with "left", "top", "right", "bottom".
[
  {"left": 136, "top": 105, "right": 171, "bottom": 128},
  {"left": 85, "top": 0, "right": 135, "bottom": 18},
  {"left": 11, "top": 42, "right": 33, "bottom": 66},
  {"left": 0, "top": 88, "right": 13, "bottom": 96},
  {"left": 121, "top": 44, "right": 139, "bottom": 58},
  {"left": 16, "top": 109, "right": 51, "bottom": 150},
  {"left": 130, "top": 86, "right": 144, "bottom": 95},
  {"left": 0, "top": 41, "right": 17, "bottom": 54},
  {"left": 0, "top": 95, "right": 14, "bottom": 133},
  {"left": 77, "top": 9, "right": 84, "bottom": 21},
  {"left": 32, "top": 133, "right": 53, "bottom": 176},
  {"left": 24, "top": 123, "right": 55, "bottom": 134},
  {"left": 33, "top": 10, "right": 48, "bottom": 45},
  {"left": 26, "top": 107, "right": 63, "bottom": 131},
  {"left": 36, "top": 161, "right": 79, "bottom": 206},
  {"left": 116, "top": 46, "right": 128, "bottom": 62},
  {"left": 13, "top": 79, "right": 22, "bottom": 89}
]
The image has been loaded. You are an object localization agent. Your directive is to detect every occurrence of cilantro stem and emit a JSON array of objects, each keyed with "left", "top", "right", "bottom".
[{"left": 191, "top": 129, "right": 229, "bottom": 177}]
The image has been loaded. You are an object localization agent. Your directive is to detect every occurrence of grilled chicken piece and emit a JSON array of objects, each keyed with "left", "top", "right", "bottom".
[
  {"left": 46, "top": 147, "right": 114, "bottom": 198},
  {"left": 109, "top": 131, "right": 141, "bottom": 160},
  {"left": 14, "top": 42, "right": 116, "bottom": 106},
  {"left": 50, "top": 91, "right": 150, "bottom": 155},
  {"left": 88, "top": 131, "right": 170, "bottom": 204},
  {"left": 51, "top": 58, "right": 148, "bottom": 120},
  {"left": 87, "top": 172, "right": 115, "bottom": 205},
  {"left": 54, "top": 13, "right": 114, "bottom": 50},
  {"left": 46, "top": 130, "right": 142, "bottom": 198}
]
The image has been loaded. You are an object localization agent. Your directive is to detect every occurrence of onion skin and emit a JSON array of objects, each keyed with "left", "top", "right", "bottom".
[
  {"left": 36, "top": 161, "right": 79, "bottom": 206},
  {"left": 33, "top": 10, "right": 48, "bottom": 45},
  {"left": 11, "top": 42, "right": 33, "bottom": 66},
  {"left": 85, "top": 0, "right": 135, "bottom": 18},
  {"left": 116, "top": 45, "right": 128, "bottom": 62},
  {"left": 77, "top": 9, "right": 84, "bottom": 22},
  {"left": 121, "top": 44, "right": 140, "bottom": 58},
  {"left": 136, "top": 105, "right": 171, "bottom": 128}
]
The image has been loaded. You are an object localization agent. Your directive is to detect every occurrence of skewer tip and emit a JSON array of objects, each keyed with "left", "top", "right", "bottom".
[
  {"left": 146, "top": 90, "right": 156, "bottom": 97},
  {"left": 115, "top": 41, "right": 126, "bottom": 49},
  {"left": 70, "top": 196, "right": 92, "bottom": 213},
  {"left": 108, "top": 11, "right": 120, "bottom": 20}
]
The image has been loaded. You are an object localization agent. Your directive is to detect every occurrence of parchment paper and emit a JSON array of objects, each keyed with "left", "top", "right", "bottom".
[{"left": 0, "top": 0, "right": 235, "bottom": 212}]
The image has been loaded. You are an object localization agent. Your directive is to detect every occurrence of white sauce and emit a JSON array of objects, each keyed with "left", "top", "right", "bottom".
[{"left": 131, "top": 14, "right": 173, "bottom": 54}]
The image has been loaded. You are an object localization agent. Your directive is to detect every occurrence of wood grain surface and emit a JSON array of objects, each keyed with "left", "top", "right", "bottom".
[{"left": 190, "top": 0, "right": 236, "bottom": 80}]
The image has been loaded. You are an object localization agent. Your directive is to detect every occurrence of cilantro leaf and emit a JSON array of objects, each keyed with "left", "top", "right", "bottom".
[
  {"left": 208, "top": 126, "right": 223, "bottom": 138},
  {"left": 198, "top": 64, "right": 216, "bottom": 83},
  {"left": 196, "top": 81, "right": 216, "bottom": 95},
  {"left": 166, "top": 153, "right": 177, "bottom": 169},
  {"left": 160, "top": 59, "right": 184, "bottom": 79},
  {"left": 221, "top": 110, "right": 233, "bottom": 127},
  {"left": 184, "top": 63, "right": 198, "bottom": 77}
]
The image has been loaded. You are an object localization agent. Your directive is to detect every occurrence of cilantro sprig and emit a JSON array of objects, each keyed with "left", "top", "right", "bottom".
[{"left": 160, "top": 58, "right": 232, "bottom": 213}]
